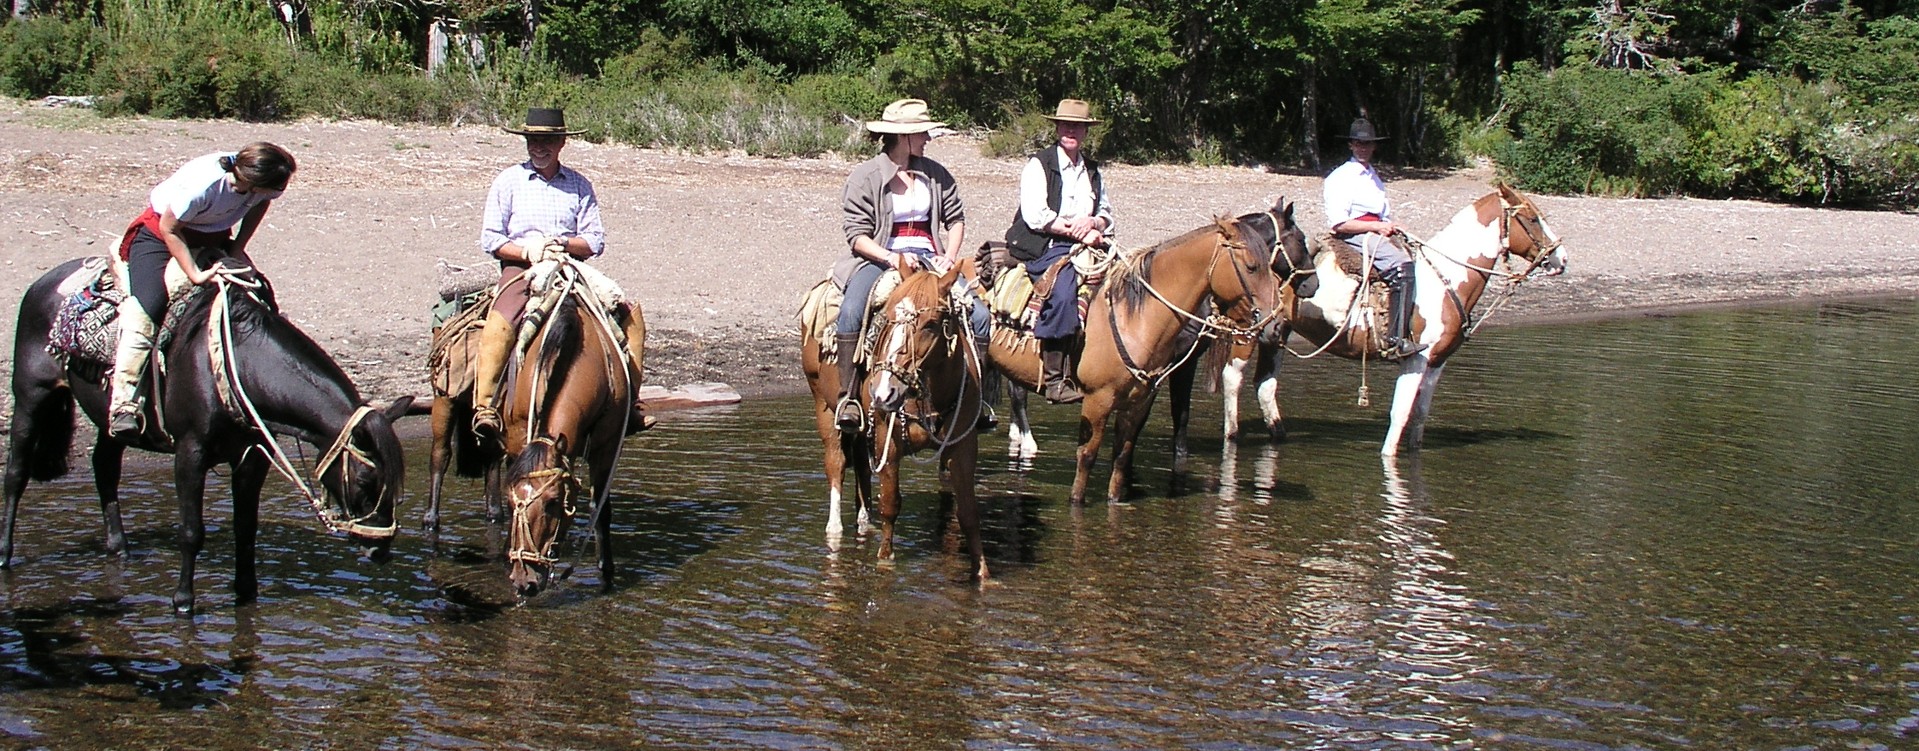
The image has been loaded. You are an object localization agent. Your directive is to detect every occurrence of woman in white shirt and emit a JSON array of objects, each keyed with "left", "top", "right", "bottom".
[{"left": 107, "top": 142, "right": 296, "bottom": 440}]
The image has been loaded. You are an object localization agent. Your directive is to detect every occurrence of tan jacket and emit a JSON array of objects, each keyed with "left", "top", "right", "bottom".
[{"left": 840, "top": 152, "right": 966, "bottom": 257}]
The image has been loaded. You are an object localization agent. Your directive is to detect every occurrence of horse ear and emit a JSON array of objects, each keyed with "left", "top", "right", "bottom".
[
  {"left": 1497, "top": 183, "right": 1524, "bottom": 206},
  {"left": 382, "top": 396, "right": 419, "bottom": 420},
  {"left": 1282, "top": 201, "right": 1295, "bottom": 222},
  {"left": 551, "top": 434, "right": 569, "bottom": 455},
  {"left": 939, "top": 258, "right": 964, "bottom": 288}
]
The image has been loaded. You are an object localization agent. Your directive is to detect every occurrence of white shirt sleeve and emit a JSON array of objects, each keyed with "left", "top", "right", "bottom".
[{"left": 1018, "top": 156, "right": 1055, "bottom": 232}]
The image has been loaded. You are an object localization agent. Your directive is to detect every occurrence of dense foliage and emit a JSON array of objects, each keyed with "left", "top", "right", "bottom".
[{"left": 1, "top": 0, "right": 1913, "bottom": 206}]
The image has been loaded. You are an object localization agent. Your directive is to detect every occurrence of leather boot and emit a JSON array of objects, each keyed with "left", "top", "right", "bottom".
[
  {"left": 106, "top": 300, "right": 158, "bottom": 442},
  {"left": 470, "top": 310, "right": 515, "bottom": 438},
  {"left": 617, "top": 303, "right": 655, "bottom": 434},
  {"left": 833, "top": 332, "right": 864, "bottom": 430},
  {"left": 1040, "top": 342, "right": 1083, "bottom": 404},
  {"left": 1383, "top": 262, "right": 1427, "bottom": 359}
]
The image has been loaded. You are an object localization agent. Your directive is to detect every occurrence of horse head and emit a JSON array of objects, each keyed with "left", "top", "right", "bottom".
[
  {"left": 869, "top": 260, "right": 965, "bottom": 416},
  {"left": 1240, "top": 199, "right": 1314, "bottom": 298},
  {"left": 1495, "top": 184, "right": 1568, "bottom": 277},
  {"left": 505, "top": 433, "right": 580, "bottom": 597},
  {"left": 315, "top": 397, "right": 413, "bottom": 560}
]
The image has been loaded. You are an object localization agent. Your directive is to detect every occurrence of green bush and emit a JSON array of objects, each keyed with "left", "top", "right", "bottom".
[
  {"left": 92, "top": 23, "right": 291, "bottom": 120},
  {"left": 0, "top": 17, "right": 101, "bottom": 98},
  {"left": 1495, "top": 63, "right": 1720, "bottom": 197}
]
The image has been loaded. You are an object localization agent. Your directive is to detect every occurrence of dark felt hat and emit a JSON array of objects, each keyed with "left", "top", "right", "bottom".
[
  {"left": 1339, "top": 117, "right": 1387, "bottom": 142},
  {"left": 503, "top": 108, "right": 587, "bottom": 137}
]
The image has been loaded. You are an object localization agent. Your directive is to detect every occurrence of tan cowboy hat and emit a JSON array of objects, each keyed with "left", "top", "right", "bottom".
[
  {"left": 865, "top": 99, "right": 945, "bottom": 134},
  {"left": 1042, "top": 99, "right": 1101, "bottom": 124},
  {"left": 1338, "top": 117, "right": 1387, "bottom": 142},
  {"left": 503, "top": 107, "right": 588, "bottom": 137}
]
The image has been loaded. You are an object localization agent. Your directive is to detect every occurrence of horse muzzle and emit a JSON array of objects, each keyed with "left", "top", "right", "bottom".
[
  {"left": 870, "top": 377, "right": 908, "bottom": 415},
  {"left": 509, "top": 560, "right": 553, "bottom": 598}
]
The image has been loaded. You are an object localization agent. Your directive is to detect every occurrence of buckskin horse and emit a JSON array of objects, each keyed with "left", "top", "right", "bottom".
[
  {"left": 492, "top": 261, "right": 639, "bottom": 598},
  {"left": 1225, "top": 184, "right": 1567, "bottom": 454},
  {"left": 3, "top": 257, "right": 409, "bottom": 614},
  {"left": 987, "top": 201, "right": 1309, "bottom": 503}
]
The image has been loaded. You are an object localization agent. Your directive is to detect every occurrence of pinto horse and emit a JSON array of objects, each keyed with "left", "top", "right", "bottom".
[
  {"left": 494, "top": 263, "right": 638, "bottom": 598},
  {"left": 987, "top": 201, "right": 1308, "bottom": 503},
  {"left": 2, "top": 258, "right": 409, "bottom": 614},
  {"left": 864, "top": 262, "right": 989, "bottom": 578},
  {"left": 801, "top": 261, "right": 989, "bottom": 575},
  {"left": 1228, "top": 184, "right": 1567, "bottom": 454}
]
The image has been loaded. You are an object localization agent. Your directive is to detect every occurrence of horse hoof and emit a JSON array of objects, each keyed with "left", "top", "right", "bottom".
[
  {"left": 1268, "top": 423, "right": 1287, "bottom": 442},
  {"left": 172, "top": 600, "right": 195, "bottom": 616}
]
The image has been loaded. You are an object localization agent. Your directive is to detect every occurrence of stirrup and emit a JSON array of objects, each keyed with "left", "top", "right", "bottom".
[
  {"left": 626, "top": 412, "right": 657, "bottom": 435},
  {"left": 834, "top": 395, "right": 864, "bottom": 430},
  {"left": 472, "top": 405, "right": 503, "bottom": 438},
  {"left": 107, "top": 409, "right": 144, "bottom": 442},
  {"left": 975, "top": 403, "right": 998, "bottom": 432},
  {"left": 1382, "top": 339, "right": 1428, "bottom": 359},
  {"left": 1044, "top": 382, "right": 1084, "bottom": 404}
]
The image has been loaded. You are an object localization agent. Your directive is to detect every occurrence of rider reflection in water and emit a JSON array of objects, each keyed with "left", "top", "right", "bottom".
[
  {"left": 106, "top": 142, "right": 296, "bottom": 441},
  {"left": 471, "top": 107, "right": 652, "bottom": 441}
]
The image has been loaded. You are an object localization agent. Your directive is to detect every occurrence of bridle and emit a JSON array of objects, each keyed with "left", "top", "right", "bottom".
[
  {"left": 506, "top": 436, "right": 581, "bottom": 567},
  {"left": 1109, "top": 215, "right": 1286, "bottom": 384},
  {"left": 870, "top": 286, "right": 980, "bottom": 465}
]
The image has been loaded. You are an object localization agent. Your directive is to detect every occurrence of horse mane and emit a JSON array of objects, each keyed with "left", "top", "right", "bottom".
[
  {"left": 1107, "top": 217, "right": 1239, "bottom": 316},
  {"left": 504, "top": 431, "right": 562, "bottom": 482},
  {"left": 173, "top": 279, "right": 358, "bottom": 395},
  {"left": 533, "top": 293, "right": 588, "bottom": 411}
]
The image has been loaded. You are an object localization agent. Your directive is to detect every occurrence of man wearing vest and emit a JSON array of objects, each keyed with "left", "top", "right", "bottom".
[{"left": 1004, "top": 99, "right": 1115, "bottom": 404}]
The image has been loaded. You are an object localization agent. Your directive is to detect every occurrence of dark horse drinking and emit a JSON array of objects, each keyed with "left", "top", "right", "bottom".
[{"left": 2, "top": 258, "right": 409, "bottom": 614}]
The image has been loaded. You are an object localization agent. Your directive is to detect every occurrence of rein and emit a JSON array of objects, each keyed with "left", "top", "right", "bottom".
[
  {"left": 506, "top": 436, "right": 581, "bottom": 567},
  {"left": 1109, "top": 227, "right": 1280, "bottom": 384},
  {"left": 209, "top": 269, "right": 395, "bottom": 538},
  {"left": 872, "top": 289, "right": 981, "bottom": 467}
]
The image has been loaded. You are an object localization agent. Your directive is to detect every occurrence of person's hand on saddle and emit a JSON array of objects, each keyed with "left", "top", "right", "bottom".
[{"left": 890, "top": 252, "right": 924, "bottom": 272}]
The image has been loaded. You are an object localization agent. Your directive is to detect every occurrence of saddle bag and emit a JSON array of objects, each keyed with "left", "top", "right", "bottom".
[{"left": 48, "top": 274, "right": 124, "bottom": 367}]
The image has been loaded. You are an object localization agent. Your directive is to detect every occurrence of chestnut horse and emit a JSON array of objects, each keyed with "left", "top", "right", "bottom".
[
  {"left": 988, "top": 201, "right": 1307, "bottom": 503},
  {"left": 3, "top": 259, "right": 408, "bottom": 614},
  {"left": 1222, "top": 184, "right": 1567, "bottom": 454},
  {"left": 802, "top": 262, "right": 989, "bottom": 578},
  {"left": 493, "top": 263, "right": 639, "bottom": 597}
]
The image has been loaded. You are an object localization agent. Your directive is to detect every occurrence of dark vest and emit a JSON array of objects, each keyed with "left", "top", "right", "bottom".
[{"left": 1004, "top": 149, "right": 1103, "bottom": 261}]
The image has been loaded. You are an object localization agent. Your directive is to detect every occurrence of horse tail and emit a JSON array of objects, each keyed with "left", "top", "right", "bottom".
[{"left": 18, "top": 384, "right": 76, "bottom": 482}]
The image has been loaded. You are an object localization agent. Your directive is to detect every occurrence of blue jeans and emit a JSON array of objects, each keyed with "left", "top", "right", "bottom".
[
  {"left": 1025, "top": 241, "right": 1080, "bottom": 341},
  {"left": 836, "top": 256, "right": 991, "bottom": 349}
]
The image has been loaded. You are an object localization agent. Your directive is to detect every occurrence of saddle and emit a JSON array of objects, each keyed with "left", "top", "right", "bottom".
[
  {"left": 1303, "top": 231, "right": 1400, "bottom": 354},
  {"left": 428, "top": 259, "right": 633, "bottom": 399},
  {"left": 975, "top": 241, "right": 1112, "bottom": 349},
  {"left": 796, "top": 268, "right": 905, "bottom": 366},
  {"left": 46, "top": 257, "right": 208, "bottom": 382}
]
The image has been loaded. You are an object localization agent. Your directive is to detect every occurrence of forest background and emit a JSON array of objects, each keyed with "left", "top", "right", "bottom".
[{"left": 1, "top": 0, "right": 1914, "bottom": 207}]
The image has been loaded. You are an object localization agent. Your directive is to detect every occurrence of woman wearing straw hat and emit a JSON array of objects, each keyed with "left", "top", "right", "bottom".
[
  {"left": 830, "top": 98, "right": 991, "bottom": 431},
  {"left": 1005, "top": 98, "right": 1115, "bottom": 404},
  {"left": 469, "top": 107, "right": 651, "bottom": 438},
  {"left": 1323, "top": 116, "right": 1423, "bottom": 358}
]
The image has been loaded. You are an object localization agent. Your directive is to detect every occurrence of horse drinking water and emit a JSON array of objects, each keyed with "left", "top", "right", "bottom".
[{"left": 3, "top": 258, "right": 409, "bottom": 614}]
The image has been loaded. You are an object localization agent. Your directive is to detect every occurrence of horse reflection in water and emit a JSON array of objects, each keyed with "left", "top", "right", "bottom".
[
  {"left": 2, "top": 258, "right": 408, "bottom": 614},
  {"left": 1220, "top": 185, "right": 1567, "bottom": 454},
  {"left": 495, "top": 266, "right": 638, "bottom": 597},
  {"left": 987, "top": 201, "right": 1311, "bottom": 503}
]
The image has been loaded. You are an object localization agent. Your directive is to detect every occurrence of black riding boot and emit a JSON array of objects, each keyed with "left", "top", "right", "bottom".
[
  {"left": 1040, "top": 341, "right": 1083, "bottom": 404},
  {"left": 833, "top": 332, "right": 864, "bottom": 430},
  {"left": 1383, "top": 262, "right": 1427, "bottom": 359}
]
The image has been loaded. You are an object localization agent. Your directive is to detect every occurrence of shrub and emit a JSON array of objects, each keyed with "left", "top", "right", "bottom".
[
  {"left": 1495, "top": 62, "right": 1720, "bottom": 197},
  {"left": 0, "top": 17, "right": 101, "bottom": 98}
]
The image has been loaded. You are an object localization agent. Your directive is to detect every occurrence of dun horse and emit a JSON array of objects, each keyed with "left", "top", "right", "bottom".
[
  {"left": 1220, "top": 184, "right": 1567, "bottom": 454},
  {"left": 491, "top": 263, "right": 640, "bottom": 597},
  {"left": 802, "top": 262, "right": 990, "bottom": 578},
  {"left": 987, "top": 201, "right": 1310, "bottom": 503},
  {"left": 3, "top": 258, "right": 409, "bottom": 614}
]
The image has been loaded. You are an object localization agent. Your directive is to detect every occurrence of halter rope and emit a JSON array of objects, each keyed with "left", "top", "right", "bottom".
[{"left": 1109, "top": 226, "right": 1281, "bottom": 384}]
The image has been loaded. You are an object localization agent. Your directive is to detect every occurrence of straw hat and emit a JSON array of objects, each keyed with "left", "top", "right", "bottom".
[
  {"left": 1338, "top": 117, "right": 1387, "bottom": 142},
  {"left": 865, "top": 99, "right": 945, "bottom": 134},
  {"left": 503, "top": 107, "right": 587, "bottom": 137},
  {"left": 1042, "top": 99, "right": 1101, "bottom": 124}
]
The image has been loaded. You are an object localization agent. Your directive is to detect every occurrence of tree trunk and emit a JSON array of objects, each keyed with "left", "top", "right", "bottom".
[
  {"left": 523, "top": 0, "right": 541, "bottom": 50},
  {"left": 13, "top": 0, "right": 29, "bottom": 21},
  {"left": 428, "top": 19, "right": 449, "bottom": 76},
  {"left": 1300, "top": 58, "right": 1321, "bottom": 172}
]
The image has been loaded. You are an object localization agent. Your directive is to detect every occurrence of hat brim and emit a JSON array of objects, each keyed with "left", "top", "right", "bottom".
[
  {"left": 866, "top": 121, "right": 945, "bottom": 134},
  {"left": 1338, "top": 134, "right": 1388, "bottom": 141},
  {"left": 1044, "top": 114, "right": 1102, "bottom": 124},
  {"left": 503, "top": 126, "right": 588, "bottom": 137}
]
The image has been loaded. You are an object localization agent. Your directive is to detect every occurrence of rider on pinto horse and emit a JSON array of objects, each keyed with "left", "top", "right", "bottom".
[
  {"left": 1323, "top": 116, "right": 1425, "bottom": 359},
  {"left": 469, "top": 107, "right": 651, "bottom": 441}
]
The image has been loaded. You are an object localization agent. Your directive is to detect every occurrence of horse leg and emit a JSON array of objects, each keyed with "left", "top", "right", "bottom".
[
  {"left": 1005, "top": 382, "right": 1037, "bottom": 459},
  {"left": 1107, "top": 395, "right": 1154, "bottom": 503},
  {"left": 425, "top": 397, "right": 454, "bottom": 537},
  {"left": 229, "top": 451, "right": 268, "bottom": 605},
  {"left": 2, "top": 380, "right": 74, "bottom": 566},
  {"left": 1255, "top": 335, "right": 1286, "bottom": 441},
  {"left": 850, "top": 430, "right": 874, "bottom": 535},
  {"left": 874, "top": 436, "right": 901, "bottom": 563},
  {"left": 946, "top": 434, "right": 987, "bottom": 581},
  {"left": 90, "top": 437, "right": 128, "bottom": 555},
  {"left": 1220, "top": 347, "right": 1247, "bottom": 442},
  {"left": 1169, "top": 354, "right": 1198, "bottom": 474},
  {"left": 1071, "top": 390, "right": 1118, "bottom": 505},
  {"left": 589, "top": 455, "right": 616, "bottom": 592},
  {"left": 815, "top": 400, "right": 848, "bottom": 540},
  {"left": 1408, "top": 364, "right": 1447, "bottom": 450},
  {"left": 1380, "top": 356, "right": 1432, "bottom": 456},
  {"left": 171, "top": 440, "right": 212, "bottom": 615}
]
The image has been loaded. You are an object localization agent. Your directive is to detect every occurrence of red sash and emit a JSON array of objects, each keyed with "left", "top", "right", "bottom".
[
  {"left": 891, "top": 220, "right": 932, "bottom": 240},
  {"left": 117, "top": 206, "right": 231, "bottom": 261}
]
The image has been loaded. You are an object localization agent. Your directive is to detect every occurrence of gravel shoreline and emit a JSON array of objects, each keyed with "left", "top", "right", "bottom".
[{"left": 3, "top": 103, "right": 1918, "bottom": 430}]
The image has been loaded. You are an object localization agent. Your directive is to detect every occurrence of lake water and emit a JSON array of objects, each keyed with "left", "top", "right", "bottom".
[{"left": 0, "top": 298, "right": 1915, "bottom": 749}]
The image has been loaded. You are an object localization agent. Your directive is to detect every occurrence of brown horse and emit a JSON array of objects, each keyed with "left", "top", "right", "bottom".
[
  {"left": 1227, "top": 184, "right": 1567, "bottom": 454},
  {"left": 988, "top": 201, "right": 1307, "bottom": 503},
  {"left": 801, "top": 261, "right": 989, "bottom": 578},
  {"left": 494, "top": 265, "right": 641, "bottom": 597}
]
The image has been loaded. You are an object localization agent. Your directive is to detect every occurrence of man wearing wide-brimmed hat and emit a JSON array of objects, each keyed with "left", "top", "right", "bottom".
[
  {"left": 1324, "top": 115, "right": 1423, "bottom": 358},
  {"left": 1005, "top": 98, "right": 1115, "bottom": 404},
  {"left": 470, "top": 107, "right": 651, "bottom": 438}
]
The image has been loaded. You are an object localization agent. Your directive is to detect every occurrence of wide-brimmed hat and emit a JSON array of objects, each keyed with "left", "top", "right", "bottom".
[
  {"left": 1042, "top": 99, "right": 1101, "bottom": 124},
  {"left": 503, "top": 107, "right": 587, "bottom": 137},
  {"left": 865, "top": 99, "right": 945, "bottom": 134},
  {"left": 1339, "top": 117, "right": 1387, "bottom": 142}
]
